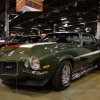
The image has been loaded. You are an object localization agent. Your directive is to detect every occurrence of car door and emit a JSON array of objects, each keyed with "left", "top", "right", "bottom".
[{"left": 81, "top": 34, "right": 100, "bottom": 66}]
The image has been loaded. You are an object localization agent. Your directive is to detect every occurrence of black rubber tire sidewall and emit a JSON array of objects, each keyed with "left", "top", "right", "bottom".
[{"left": 51, "top": 60, "right": 72, "bottom": 90}]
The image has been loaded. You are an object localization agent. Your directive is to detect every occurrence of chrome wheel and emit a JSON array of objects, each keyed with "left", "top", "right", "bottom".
[
  {"left": 51, "top": 60, "right": 72, "bottom": 90},
  {"left": 62, "top": 63, "right": 70, "bottom": 86}
]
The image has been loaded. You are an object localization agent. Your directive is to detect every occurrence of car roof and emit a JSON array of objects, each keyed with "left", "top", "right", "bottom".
[
  {"left": 47, "top": 32, "right": 93, "bottom": 37},
  {"left": 22, "top": 35, "right": 41, "bottom": 37}
]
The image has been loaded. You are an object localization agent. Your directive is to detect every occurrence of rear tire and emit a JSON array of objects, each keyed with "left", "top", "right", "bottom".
[{"left": 51, "top": 60, "right": 72, "bottom": 90}]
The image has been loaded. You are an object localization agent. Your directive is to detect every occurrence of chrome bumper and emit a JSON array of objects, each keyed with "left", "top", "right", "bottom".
[{"left": 23, "top": 69, "right": 48, "bottom": 75}]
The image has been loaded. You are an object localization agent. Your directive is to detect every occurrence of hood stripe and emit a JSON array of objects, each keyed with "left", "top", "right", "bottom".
[{"left": 20, "top": 42, "right": 55, "bottom": 48}]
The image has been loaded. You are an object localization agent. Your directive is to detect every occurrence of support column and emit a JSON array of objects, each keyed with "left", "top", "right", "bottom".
[
  {"left": 5, "top": 0, "right": 9, "bottom": 37},
  {"left": 53, "top": 24, "right": 57, "bottom": 33},
  {"left": 95, "top": 14, "right": 100, "bottom": 39}
]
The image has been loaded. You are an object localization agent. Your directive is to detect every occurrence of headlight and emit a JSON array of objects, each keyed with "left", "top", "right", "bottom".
[
  {"left": 24, "top": 61, "right": 29, "bottom": 68},
  {"left": 30, "top": 57, "right": 40, "bottom": 70}
]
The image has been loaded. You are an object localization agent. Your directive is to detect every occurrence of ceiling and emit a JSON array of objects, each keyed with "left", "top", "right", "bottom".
[{"left": 0, "top": 0, "right": 100, "bottom": 35}]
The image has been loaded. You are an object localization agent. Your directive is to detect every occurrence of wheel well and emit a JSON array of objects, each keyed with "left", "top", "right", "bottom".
[
  {"left": 60, "top": 58, "right": 74, "bottom": 69},
  {"left": 67, "top": 58, "right": 74, "bottom": 68},
  {"left": 50, "top": 58, "right": 74, "bottom": 83},
  {"left": 58, "top": 58, "right": 74, "bottom": 68}
]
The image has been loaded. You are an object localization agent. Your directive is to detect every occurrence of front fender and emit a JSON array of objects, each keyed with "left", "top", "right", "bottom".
[{"left": 58, "top": 55, "right": 74, "bottom": 65}]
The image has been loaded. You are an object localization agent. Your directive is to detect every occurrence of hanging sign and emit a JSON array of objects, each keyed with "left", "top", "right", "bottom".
[{"left": 16, "top": 0, "right": 43, "bottom": 12}]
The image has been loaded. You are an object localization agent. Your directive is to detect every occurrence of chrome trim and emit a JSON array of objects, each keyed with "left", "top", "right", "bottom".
[
  {"left": 75, "top": 50, "right": 100, "bottom": 59},
  {"left": 62, "top": 63, "right": 70, "bottom": 86},
  {"left": 23, "top": 69, "right": 48, "bottom": 75},
  {"left": 72, "top": 65, "right": 97, "bottom": 80}
]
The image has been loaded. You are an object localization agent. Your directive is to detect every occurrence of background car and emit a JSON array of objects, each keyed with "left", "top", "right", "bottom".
[
  {"left": 0, "top": 35, "right": 41, "bottom": 49},
  {"left": 0, "top": 32, "right": 100, "bottom": 90}
]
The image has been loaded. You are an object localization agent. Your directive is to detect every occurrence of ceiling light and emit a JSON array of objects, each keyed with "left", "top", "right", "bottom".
[
  {"left": 44, "top": 28, "right": 51, "bottom": 30},
  {"left": 59, "top": 27, "right": 62, "bottom": 28},
  {"left": 80, "top": 23, "right": 85, "bottom": 25},
  {"left": 10, "top": 14, "right": 17, "bottom": 15},
  {"left": 68, "top": 25, "right": 73, "bottom": 26},
  {"left": 31, "top": 27, "right": 38, "bottom": 30},
  {"left": 61, "top": 17, "right": 67, "bottom": 20},
  {"left": 50, "top": 20, "right": 53, "bottom": 22},
  {"left": 65, "top": 7, "right": 68, "bottom": 10},
  {"left": 38, "top": 24, "right": 42, "bottom": 27},
  {"left": 85, "top": 27, "right": 89, "bottom": 31},
  {"left": 73, "top": 2, "right": 77, "bottom": 7},
  {"left": 30, "top": 19, "right": 33, "bottom": 21},
  {"left": 1, "top": 24, "right": 3, "bottom": 27},
  {"left": 76, "top": 27, "right": 80, "bottom": 30},
  {"left": 9, "top": 20, "right": 11, "bottom": 22},
  {"left": 63, "top": 24, "right": 68, "bottom": 27},
  {"left": 83, "top": 12, "right": 86, "bottom": 14},
  {"left": 78, "top": 17, "right": 83, "bottom": 21},
  {"left": 14, "top": 26, "right": 22, "bottom": 28}
]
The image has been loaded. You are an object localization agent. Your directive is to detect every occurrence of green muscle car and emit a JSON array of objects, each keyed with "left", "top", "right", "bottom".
[{"left": 0, "top": 32, "right": 100, "bottom": 90}]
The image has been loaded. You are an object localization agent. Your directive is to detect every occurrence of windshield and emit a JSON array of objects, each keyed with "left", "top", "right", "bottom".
[
  {"left": 18, "top": 36, "right": 41, "bottom": 43},
  {"left": 40, "top": 33, "right": 80, "bottom": 44},
  {"left": 6, "top": 36, "right": 14, "bottom": 42},
  {"left": 11, "top": 36, "right": 23, "bottom": 43}
]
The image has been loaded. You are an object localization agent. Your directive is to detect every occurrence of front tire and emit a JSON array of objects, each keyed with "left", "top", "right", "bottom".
[{"left": 51, "top": 60, "right": 72, "bottom": 90}]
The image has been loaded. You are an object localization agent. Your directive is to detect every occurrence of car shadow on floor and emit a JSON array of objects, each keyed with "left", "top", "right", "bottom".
[{"left": 2, "top": 80, "right": 60, "bottom": 95}]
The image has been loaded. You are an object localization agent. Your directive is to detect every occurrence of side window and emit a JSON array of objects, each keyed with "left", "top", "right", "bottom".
[
  {"left": 66, "top": 35, "right": 80, "bottom": 44},
  {"left": 82, "top": 34, "right": 95, "bottom": 45}
]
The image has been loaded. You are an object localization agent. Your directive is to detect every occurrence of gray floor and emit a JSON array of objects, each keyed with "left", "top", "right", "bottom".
[{"left": 0, "top": 70, "right": 100, "bottom": 100}]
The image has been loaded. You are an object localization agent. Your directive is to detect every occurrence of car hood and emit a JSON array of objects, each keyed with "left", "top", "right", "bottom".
[{"left": 0, "top": 42, "right": 79, "bottom": 61}]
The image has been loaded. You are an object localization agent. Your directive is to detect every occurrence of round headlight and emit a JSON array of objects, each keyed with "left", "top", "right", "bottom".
[
  {"left": 24, "top": 61, "right": 29, "bottom": 68},
  {"left": 30, "top": 57, "right": 40, "bottom": 70}
]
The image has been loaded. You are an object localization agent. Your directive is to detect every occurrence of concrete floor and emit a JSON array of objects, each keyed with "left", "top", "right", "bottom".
[{"left": 0, "top": 70, "right": 100, "bottom": 100}]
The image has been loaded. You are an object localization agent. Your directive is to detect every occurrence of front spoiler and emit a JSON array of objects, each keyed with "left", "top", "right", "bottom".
[{"left": 2, "top": 74, "right": 52, "bottom": 86}]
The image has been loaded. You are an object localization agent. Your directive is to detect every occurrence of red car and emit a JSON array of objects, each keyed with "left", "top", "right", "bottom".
[{"left": 0, "top": 35, "right": 41, "bottom": 49}]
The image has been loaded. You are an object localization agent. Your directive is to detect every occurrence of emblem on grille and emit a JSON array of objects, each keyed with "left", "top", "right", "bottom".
[{"left": 6, "top": 66, "right": 12, "bottom": 69}]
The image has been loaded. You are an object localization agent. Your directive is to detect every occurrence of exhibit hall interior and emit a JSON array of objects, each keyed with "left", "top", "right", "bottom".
[{"left": 0, "top": 0, "right": 100, "bottom": 100}]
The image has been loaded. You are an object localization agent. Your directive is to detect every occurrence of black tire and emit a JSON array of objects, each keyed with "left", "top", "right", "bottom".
[{"left": 51, "top": 60, "right": 72, "bottom": 90}]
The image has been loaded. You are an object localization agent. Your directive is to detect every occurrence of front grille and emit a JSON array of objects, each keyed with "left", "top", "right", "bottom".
[{"left": 0, "top": 61, "right": 17, "bottom": 75}]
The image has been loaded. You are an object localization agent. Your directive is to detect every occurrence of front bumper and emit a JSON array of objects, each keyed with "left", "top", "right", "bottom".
[
  {"left": 23, "top": 69, "right": 48, "bottom": 75},
  {"left": 2, "top": 74, "right": 52, "bottom": 86},
  {"left": 0, "top": 60, "right": 53, "bottom": 86}
]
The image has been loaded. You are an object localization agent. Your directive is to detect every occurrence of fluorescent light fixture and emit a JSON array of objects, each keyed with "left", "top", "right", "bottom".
[
  {"left": 9, "top": 20, "right": 11, "bottom": 22},
  {"left": 68, "top": 25, "right": 73, "bottom": 26},
  {"left": 61, "top": 17, "right": 67, "bottom": 20},
  {"left": 76, "top": 27, "right": 80, "bottom": 29},
  {"left": 10, "top": 14, "right": 17, "bottom": 15},
  {"left": 73, "top": 2, "right": 77, "bottom": 7},
  {"left": 31, "top": 27, "right": 38, "bottom": 30},
  {"left": 1, "top": 24, "right": 3, "bottom": 27},
  {"left": 85, "top": 28, "right": 88, "bottom": 31},
  {"left": 80, "top": 23, "right": 85, "bottom": 25},
  {"left": 63, "top": 24, "right": 68, "bottom": 27},
  {"left": 44, "top": 28, "right": 51, "bottom": 30}
]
